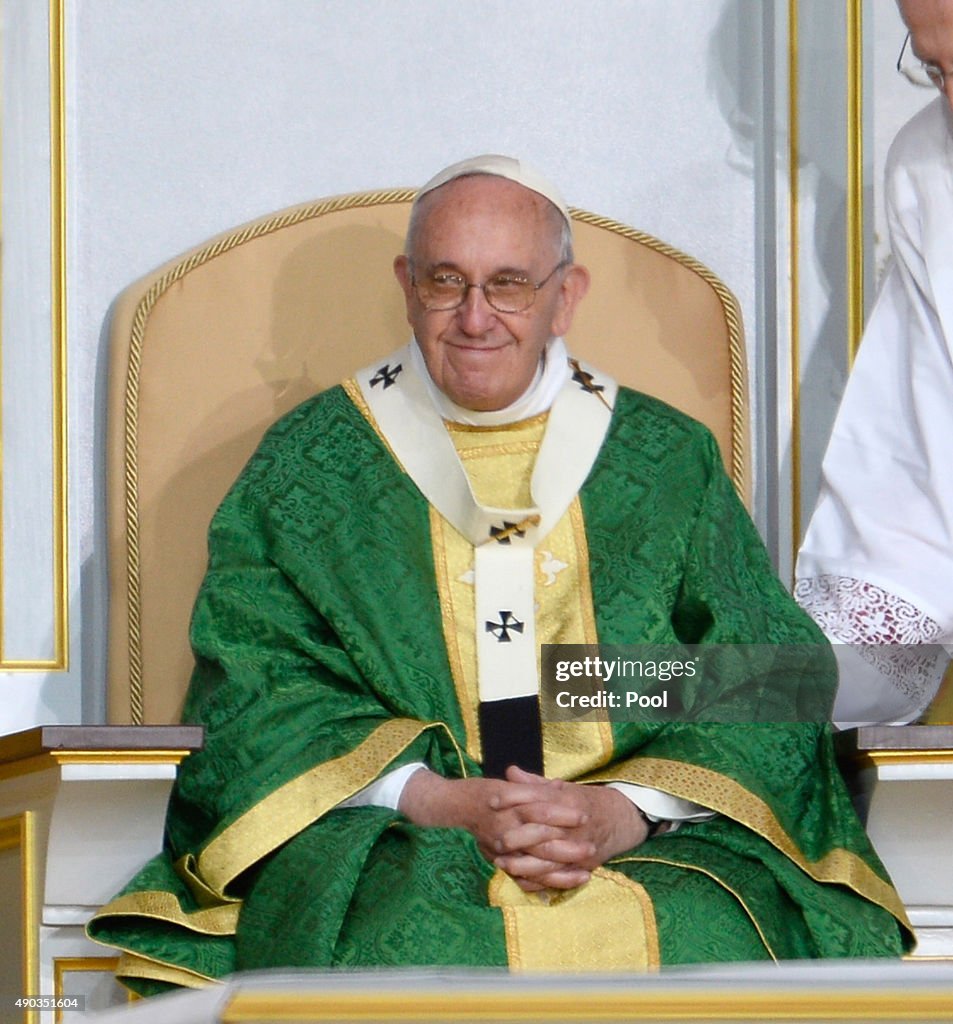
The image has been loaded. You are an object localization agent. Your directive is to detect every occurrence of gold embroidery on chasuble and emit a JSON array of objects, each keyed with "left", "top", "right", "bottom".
[
  {"left": 488, "top": 868, "right": 659, "bottom": 971},
  {"left": 430, "top": 415, "right": 612, "bottom": 777}
]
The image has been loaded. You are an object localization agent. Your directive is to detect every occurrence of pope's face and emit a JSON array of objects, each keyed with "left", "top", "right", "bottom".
[
  {"left": 900, "top": 0, "right": 953, "bottom": 108},
  {"left": 394, "top": 175, "right": 589, "bottom": 411}
]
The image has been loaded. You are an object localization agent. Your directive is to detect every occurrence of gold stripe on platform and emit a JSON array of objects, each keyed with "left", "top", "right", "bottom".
[
  {"left": 220, "top": 986, "right": 953, "bottom": 1022},
  {"left": 49, "top": 749, "right": 191, "bottom": 765},
  {"left": 0, "top": 748, "right": 193, "bottom": 783},
  {"left": 854, "top": 749, "right": 953, "bottom": 767}
]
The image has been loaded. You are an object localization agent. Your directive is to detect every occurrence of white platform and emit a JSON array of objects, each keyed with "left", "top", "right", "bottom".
[{"left": 80, "top": 962, "right": 953, "bottom": 1023}]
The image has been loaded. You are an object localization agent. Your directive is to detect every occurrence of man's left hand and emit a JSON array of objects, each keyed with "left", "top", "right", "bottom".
[{"left": 489, "top": 766, "right": 648, "bottom": 891}]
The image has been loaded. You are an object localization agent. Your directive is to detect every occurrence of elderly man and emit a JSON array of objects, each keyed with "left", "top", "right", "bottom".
[
  {"left": 796, "top": 0, "right": 953, "bottom": 726},
  {"left": 90, "top": 156, "right": 908, "bottom": 990}
]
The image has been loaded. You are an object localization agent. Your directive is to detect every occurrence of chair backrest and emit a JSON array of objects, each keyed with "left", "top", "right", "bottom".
[{"left": 106, "top": 190, "right": 749, "bottom": 724}]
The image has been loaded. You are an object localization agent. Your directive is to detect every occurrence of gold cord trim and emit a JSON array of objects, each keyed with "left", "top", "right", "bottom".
[
  {"left": 341, "top": 377, "right": 370, "bottom": 417},
  {"left": 616, "top": 854, "right": 777, "bottom": 961}
]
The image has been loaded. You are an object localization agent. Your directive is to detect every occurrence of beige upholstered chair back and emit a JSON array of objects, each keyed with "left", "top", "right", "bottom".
[{"left": 107, "top": 191, "right": 748, "bottom": 724}]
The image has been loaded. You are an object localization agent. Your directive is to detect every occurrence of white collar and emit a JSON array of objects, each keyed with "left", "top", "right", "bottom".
[
  {"left": 409, "top": 336, "right": 571, "bottom": 426},
  {"left": 355, "top": 343, "right": 617, "bottom": 704},
  {"left": 356, "top": 342, "right": 616, "bottom": 547}
]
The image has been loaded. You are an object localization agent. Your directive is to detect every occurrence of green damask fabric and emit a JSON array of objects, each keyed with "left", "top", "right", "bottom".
[{"left": 88, "top": 385, "right": 910, "bottom": 990}]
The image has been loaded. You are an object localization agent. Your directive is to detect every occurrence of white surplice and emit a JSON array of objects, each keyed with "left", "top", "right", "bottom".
[{"left": 796, "top": 97, "right": 953, "bottom": 727}]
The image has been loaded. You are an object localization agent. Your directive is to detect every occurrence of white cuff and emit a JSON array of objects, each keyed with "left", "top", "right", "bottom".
[
  {"left": 338, "top": 762, "right": 427, "bottom": 811},
  {"left": 607, "top": 782, "right": 716, "bottom": 833}
]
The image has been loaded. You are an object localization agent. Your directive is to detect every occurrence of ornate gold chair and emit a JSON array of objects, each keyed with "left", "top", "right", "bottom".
[{"left": 103, "top": 191, "right": 749, "bottom": 727}]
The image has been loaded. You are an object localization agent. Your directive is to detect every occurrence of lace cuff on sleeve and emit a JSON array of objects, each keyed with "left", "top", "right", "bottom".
[{"left": 794, "top": 574, "right": 947, "bottom": 725}]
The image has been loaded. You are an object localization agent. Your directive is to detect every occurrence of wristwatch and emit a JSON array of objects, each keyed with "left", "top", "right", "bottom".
[{"left": 637, "top": 806, "right": 668, "bottom": 838}]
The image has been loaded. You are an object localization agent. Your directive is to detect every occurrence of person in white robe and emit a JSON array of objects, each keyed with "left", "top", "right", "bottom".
[{"left": 796, "top": 0, "right": 953, "bottom": 727}]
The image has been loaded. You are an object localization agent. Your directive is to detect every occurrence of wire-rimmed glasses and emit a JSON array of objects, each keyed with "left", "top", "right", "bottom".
[
  {"left": 896, "top": 31, "right": 948, "bottom": 91},
  {"left": 410, "top": 261, "right": 570, "bottom": 314}
]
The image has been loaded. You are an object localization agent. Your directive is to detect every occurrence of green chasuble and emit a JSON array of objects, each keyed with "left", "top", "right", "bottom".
[{"left": 88, "top": 381, "right": 912, "bottom": 991}]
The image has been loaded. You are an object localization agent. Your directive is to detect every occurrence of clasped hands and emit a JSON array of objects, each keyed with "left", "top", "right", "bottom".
[{"left": 398, "top": 764, "right": 649, "bottom": 891}]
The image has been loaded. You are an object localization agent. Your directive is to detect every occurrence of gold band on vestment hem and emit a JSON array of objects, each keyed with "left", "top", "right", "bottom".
[
  {"left": 585, "top": 756, "right": 911, "bottom": 930},
  {"left": 89, "top": 890, "right": 240, "bottom": 936},
  {"left": 489, "top": 866, "right": 659, "bottom": 971},
  {"left": 198, "top": 718, "right": 453, "bottom": 896},
  {"left": 114, "top": 950, "right": 218, "bottom": 989}
]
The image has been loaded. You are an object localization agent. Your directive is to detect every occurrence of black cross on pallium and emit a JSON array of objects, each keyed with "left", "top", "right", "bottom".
[
  {"left": 486, "top": 610, "right": 524, "bottom": 643},
  {"left": 370, "top": 363, "right": 403, "bottom": 389},
  {"left": 489, "top": 521, "right": 525, "bottom": 545},
  {"left": 571, "top": 364, "right": 605, "bottom": 395}
]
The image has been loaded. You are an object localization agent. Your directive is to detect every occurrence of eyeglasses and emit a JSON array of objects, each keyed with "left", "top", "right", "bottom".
[
  {"left": 410, "top": 261, "right": 570, "bottom": 314},
  {"left": 896, "top": 32, "right": 948, "bottom": 91}
]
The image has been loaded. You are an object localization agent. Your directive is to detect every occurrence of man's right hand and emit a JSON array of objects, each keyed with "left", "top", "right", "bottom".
[{"left": 397, "top": 767, "right": 648, "bottom": 891}]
